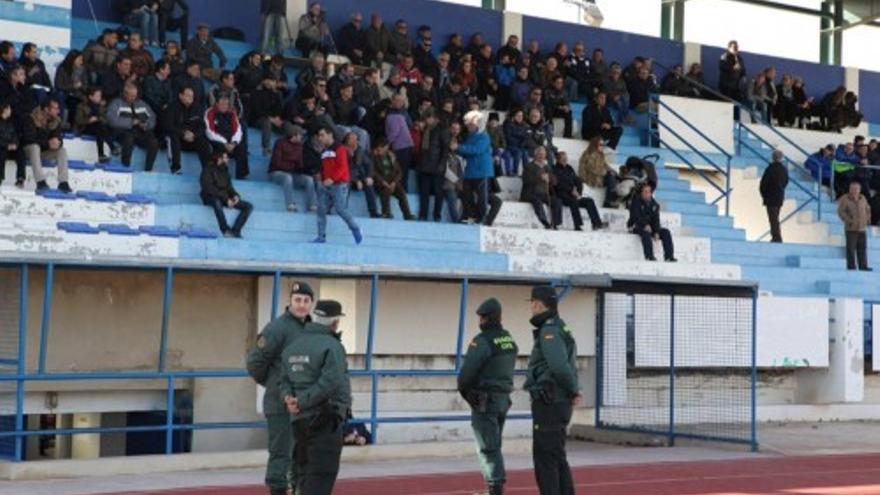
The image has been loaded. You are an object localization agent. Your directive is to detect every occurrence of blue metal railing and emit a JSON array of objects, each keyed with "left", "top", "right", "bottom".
[
  {"left": 648, "top": 94, "right": 733, "bottom": 216},
  {"left": 0, "top": 261, "right": 574, "bottom": 460}
]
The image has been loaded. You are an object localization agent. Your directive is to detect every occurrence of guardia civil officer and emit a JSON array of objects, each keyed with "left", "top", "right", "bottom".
[
  {"left": 524, "top": 286, "right": 580, "bottom": 495},
  {"left": 246, "top": 282, "right": 314, "bottom": 495},
  {"left": 457, "top": 298, "right": 519, "bottom": 495},
  {"left": 280, "top": 299, "right": 352, "bottom": 495}
]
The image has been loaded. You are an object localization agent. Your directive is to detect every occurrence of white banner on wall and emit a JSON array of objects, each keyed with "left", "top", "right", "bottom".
[{"left": 658, "top": 95, "right": 735, "bottom": 156}]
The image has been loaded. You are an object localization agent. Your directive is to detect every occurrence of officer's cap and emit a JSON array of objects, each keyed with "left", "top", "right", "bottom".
[
  {"left": 476, "top": 297, "right": 502, "bottom": 316},
  {"left": 290, "top": 281, "right": 315, "bottom": 298},
  {"left": 314, "top": 299, "right": 345, "bottom": 318},
  {"left": 529, "top": 285, "right": 558, "bottom": 305}
]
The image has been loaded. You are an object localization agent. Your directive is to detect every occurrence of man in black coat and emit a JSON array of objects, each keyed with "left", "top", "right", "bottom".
[
  {"left": 249, "top": 75, "right": 285, "bottom": 156},
  {"left": 163, "top": 86, "right": 210, "bottom": 173},
  {"left": 581, "top": 92, "right": 622, "bottom": 150},
  {"left": 629, "top": 183, "right": 676, "bottom": 262},
  {"left": 338, "top": 12, "right": 366, "bottom": 66},
  {"left": 552, "top": 151, "right": 606, "bottom": 231},
  {"left": 200, "top": 150, "right": 253, "bottom": 238},
  {"left": 759, "top": 149, "right": 789, "bottom": 243}
]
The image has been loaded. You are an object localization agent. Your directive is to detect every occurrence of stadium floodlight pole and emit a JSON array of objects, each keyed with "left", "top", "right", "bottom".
[{"left": 562, "top": 0, "right": 604, "bottom": 27}]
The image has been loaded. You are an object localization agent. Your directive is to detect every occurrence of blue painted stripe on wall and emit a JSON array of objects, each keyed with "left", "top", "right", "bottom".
[{"left": 0, "top": 2, "right": 71, "bottom": 30}]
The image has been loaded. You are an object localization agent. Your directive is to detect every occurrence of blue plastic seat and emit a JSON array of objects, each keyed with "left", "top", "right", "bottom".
[
  {"left": 138, "top": 225, "right": 182, "bottom": 238},
  {"left": 69, "top": 160, "right": 96, "bottom": 171},
  {"left": 57, "top": 222, "right": 100, "bottom": 234},
  {"left": 116, "top": 193, "right": 156, "bottom": 204},
  {"left": 102, "top": 163, "right": 132, "bottom": 174},
  {"left": 76, "top": 191, "right": 117, "bottom": 203},
  {"left": 39, "top": 190, "right": 77, "bottom": 200},
  {"left": 181, "top": 227, "right": 218, "bottom": 239},
  {"left": 98, "top": 223, "right": 142, "bottom": 236}
]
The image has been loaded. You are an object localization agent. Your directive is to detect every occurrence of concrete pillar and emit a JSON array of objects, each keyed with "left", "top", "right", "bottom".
[
  {"left": 798, "top": 298, "right": 864, "bottom": 403},
  {"left": 287, "top": 0, "right": 308, "bottom": 41},
  {"left": 844, "top": 66, "right": 859, "bottom": 100},
  {"left": 502, "top": 11, "right": 523, "bottom": 47},
  {"left": 55, "top": 414, "right": 72, "bottom": 459},
  {"left": 684, "top": 42, "right": 701, "bottom": 70},
  {"left": 319, "top": 279, "right": 360, "bottom": 352},
  {"left": 25, "top": 415, "right": 40, "bottom": 460},
  {"left": 71, "top": 413, "right": 101, "bottom": 459}
]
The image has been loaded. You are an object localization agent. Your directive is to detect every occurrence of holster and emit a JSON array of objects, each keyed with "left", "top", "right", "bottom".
[
  {"left": 466, "top": 390, "right": 489, "bottom": 413},
  {"left": 530, "top": 382, "right": 555, "bottom": 405}
]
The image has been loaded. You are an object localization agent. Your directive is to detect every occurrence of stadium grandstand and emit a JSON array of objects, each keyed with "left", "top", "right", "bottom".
[{"left": 1, "top": 0, "right": 880, "bottom": 494}]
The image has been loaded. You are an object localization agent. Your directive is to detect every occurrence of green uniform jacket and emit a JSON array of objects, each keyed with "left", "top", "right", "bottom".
[
  {"left": 279, "top": 322, "right": 352, "bottom": 422},
  {"left": 457, "top": 324, "right": 518, "bottom": 411},
  {"left": 523, "top": 310, "right": 579, "bottom": 403},
  {"left": 245, "top": 310, "right": 309, "bottom": 415}
]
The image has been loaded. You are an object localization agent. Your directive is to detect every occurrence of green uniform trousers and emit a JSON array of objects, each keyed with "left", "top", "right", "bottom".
[
  {"left": 265, "top": 413, "right": 296, "bottom": 492},
  {"left": 531, "top": 400, "right": 574, "bottom": 495},
  {"left": 471, "top": 408, "right": 508, "bottom": 486},
  {"left": 293, "top": 417, "right": 344, "bottom": 495}
]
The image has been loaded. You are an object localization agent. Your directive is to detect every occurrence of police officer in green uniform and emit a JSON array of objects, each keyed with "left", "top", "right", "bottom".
[
  {"left": 246, "top": 282, "right": 314, "bottom": 495},
  {"left": 280, "top": 299, "right": 352, "bottom": 495},
  {"left": 458, "top": 298, "right": 519, "bottom": 495},
  {"left": 524, "top": 286, "right": 580, "bottom": 495}
]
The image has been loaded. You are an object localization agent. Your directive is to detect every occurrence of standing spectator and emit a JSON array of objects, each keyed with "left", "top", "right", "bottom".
[
  {"left": 158, "top": 0, "right": 189, "bottom": 48},
  {"left": 760, "top": 150, "right": 789, "bottom": 243},
  {"left": 186, "top": 23, "right": 227, "bottom": 82},
  {"left": 121, "top": 0, "right": 160, "bottom": 47},
  {"left": 296, "top": 2, "right": 332, "bottom": 56},
  {"left": 0, "top": 102, "right": 22, "bottom": 188},
  {"left": 269, "top": 123, "right": 316, "bottom": 212},
  {"left": 200, "top": 150, "right": 252, "bottom": 238},
  {"left": 588, "top": 48, "right": 607, "bottom": 93},
  {"left": 565, "top": 42, "right": 590, "bottom": 100},
  {"left": 234, "top": 52, "right": 265, "bottom": 110},
  {"left": 338, "top": 12, "right": 367, "bottom": 66},
  {"left": 493, "top": 54, "right": 515, "bottom": 111},
  {"left": 475, "top": 44, "right": 498, "bottom": 105},
  {"left": 83, "top": 29, "right": 119, "bottom": 84},
  {"left": 509, "top": 66, "right": 532, "bottom": 110},
  {"left": 163, "top": 86, "right": 211, "bottom": 173},
  {"left": 582, "top": 92, "right": 622, "bottom": 150},
  {"left": 313, "top": 126, "right": 363, "bottom": 244},
  {"left": 371, "top": 138, "right": 415, "bottom": 220},
  {"left": 205, "top": 94, "right": 249, "bottom": 179},
  {"left": 521, "top": 146, "right": 558, "bottom": 229},
  {"left": 660, "top": 64, "right": 688, "bottom": 96},
  {"left": 102, "top": 56, "right": 135, "bottom": 102},
  {"left": 602, "top": 63, "right": 630, "bottom": 124},
  {"left": 466, "top": 33, "right": 485, "bottom": 59},
  {"left": 443, "top": 34, "right": 466, "bottom": 69},
  {"left": 120, "top": 32, "right": 155, "bottom": 79},
  {"left": 684, "top": 63, "right": 707, "bottom": 98},
  {"left": 22, "top": 99, "right": 71, "bottom": 193},
  {"left": 503, "top": 109, "right": 528, "bottom": 176},
  {"left": 436, "top": 52, "right": 453, "bottom": 90},
  {"left": 0, "top": 42, "right": 16, "bottom": 79},
  {"left": 486, "top": 113, "right": 512, "bottom": 178},
  {"left": 458, "top": 111, "right": 494, "bottom": 224},
  {"left": 553, "top": 151, "right": 606, "bottom": 231},
  {"left": 365, "top": 14, "right": 391, "bottom": 67},
  {"left": 417, "top": 114, "right": 447, "bottom": 221},
  {"left": 74, "top": 87, "right": 112, "bottom": 163},
  {"left": 497, "top": 35, "right": 521, "bottom": 64},
  {"left": 719, "top": 40, "right": 746, "bottom": 101},
  {"left": 838, "top": 181, "right": 872, "bottom": 271},
  {"left": 261, "top": 0, "right": 288, "bottom": 54},
  {"left": 413, "top": 29, "right": 438, "bottom": 81},
  {"left": 142, "top": 60, "right": 173, "bottom": 120},
  {"left": 544, "top": 75, "right": 573, "bottom": 138},
  {"left": 345, "top": 132, "right": 379, "bottom": 218},
  {"left": 629, "top": 183, "right": 676, "bottom": 262},
  {"left": 54, "top": 51, "right": 88, "bottom": 124},
  {"left": 19, "top": 43, "right": 52, "bottom": 102},
  {"left": 385, "top": 93, "right": 414, "bottom": 191},
  {"left": 579, "top": 136, "right": 619, "bottom": 207},
  {"left": 108, "top": 83, "right": 159, "bottom": 171},
  {"left": 250, "top": 75, "right": 285, "bottom": 156},
  {"left": 628, "top": 67, "right": 657, "bottom": 113},
  {"left": 442, "top": 132, "right": 465, "bottom": 223}
]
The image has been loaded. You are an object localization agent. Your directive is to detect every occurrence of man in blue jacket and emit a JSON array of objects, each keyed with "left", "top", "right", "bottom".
[{"left": 458, "top": 110, "right": 495, "bottom": 224}]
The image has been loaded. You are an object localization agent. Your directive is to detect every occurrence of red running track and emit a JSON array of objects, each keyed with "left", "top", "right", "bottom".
[{"left": 105, "top": 453, "right": 880, "bottom": 495}]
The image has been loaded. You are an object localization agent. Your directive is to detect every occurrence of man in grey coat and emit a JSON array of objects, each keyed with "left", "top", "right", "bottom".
[{"left": 108, "top": 82, "right": 159, "bottom": 171}]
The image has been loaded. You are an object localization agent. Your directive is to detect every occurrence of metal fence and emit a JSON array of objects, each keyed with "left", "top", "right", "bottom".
[{"left": 595, "top": 280, "right": 758, "bottom": 451}]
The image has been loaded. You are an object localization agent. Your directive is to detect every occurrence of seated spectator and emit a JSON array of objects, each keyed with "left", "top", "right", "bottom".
[
  {"left": 838, "top": 181, "right": 871, "bottom": 271},
  {"left": 622, "top": 56, "right": 644, "bottom": 87},
  {"left": 746, "top": 72, "right": 773, "bottom": 123},
  {"left": 628, "top": 66, "right": 657, "bottom": 113},
  {"left": 565, "top": 41, "right": 590, "bottom": 99},
  {"left": 521, "top": 146, "right": 558, "bottom": 229},
  {"left": 142, "top": 60, "right": 173, "bottom": 121},
  {"left": 385, "top": 93, "right": 414, "bottom": 190},
  {"left": 486, "top": 113, "right": 512, "bottom": 178},
  {"left": 371, "top": 137, "right": 415, "bottom": 220},
  {"left": 108, "top": 83, "right": 159, "bottom": 171},
  {"left": 22, "top": 99, "right": 71, "bottom": 193},
  {"left": 263, "top": 55, "right": 291, "bottom": 98},
  {"left": 355, "top": 68, "right": 382, "bottom": 112},
  {"left": 454, "top": 59, "right": 478, "bottom": 97},
  {"left": 345, "top": 131, "right": 379, "bottom": 218},
  {"left": 775, "top": 74, "right": 797, "bottom": 127},
  {"left": 207, "top": 69, "right": 240, "bottom": 116},
  {"left": 120, "top": 33, "right": 155, "bottom": 79},
  {"left": 524, "top": 108, "right": 554, "bottom": 160},
  {"left": 579, "top": 136, "right": 620, "bottom": 207},
  {"left": 718, "top": 40, "right": 745, "bottom": 102},
  {"left": 331, "top": 82, "right": 370, "bottom": 151},
  {"left": 409, "top": 75, "right": 438, "bottom": 111},
  {"left": 200, "top": 150, "right": 252, "bottom": 238},
  {"left": 553, "top": 151, "right": 606, "bottom": 231},
  {"left": 467, "top": 33, "right": 485, "bottom": 59},
  {"left": 660, "top": 65, "right": 689, "bottom": 96},
  {"left": 54, "top": 50, "right": 88, "bottom": 124},
  {"left": 205, "top": 94, "right": 248, "bottom": 179},
  {"left": 791, "top": 77, "right": 814, "bottom": 128},
  {"left": 539, "top": 56, "right": 563, "bottom": 90},
  {"left": 581, "top": 91, "right": 622, "bottom": 150},
  {"left": 328, "top": 62, "right": 356, "bottom": 100},
  {"left": 163, "top": 86, "right": 210, "bottom": 173},
  {"left": 102, "top": 56, "right": 135, "bottom": 102},
  {"left": 683, "top": 63, "right": 706, "bottom": 99},
  {"left": 440, "top": 80, "right": 467, "bottom": 117},
  {"left": 413, "top": 26, "right": 438, "bottom": 81},
  {"left": 74, "top": 87, "right": 112, "bottom": 163},
  {"left": 544, "top": 75, "right": 573, "bottom": 138},
  {"left": 365, "top": 14, "right": 391, "bottom": 67},
  {"left": 475, "top": 44, "right": 497, "bottom": 104},
  {"left": 296, "top": 52, "right": 327, "bottom": 96},
  {"left": 841, "top": 91, "right": 863, "bottom": 129},
  {"left": 260, "top": 0, "right": 288, "bottom": 54},
  {"left": 234, "top": 52, "right": 265, "bottom": 108},
  {"left": 497, "top": 35, "right": 521, "bottom": 64},
  {"left": 249, "top": 75, "right": 285, "bottom": 156},
  {"left": 83, "top": 29, "right": 119, "bottom": 85},
  {"left": 441, "top": 131, "right": 465, "bottom": 223},
  {"left": 819, "top": 86, "right": 846, "bottom": 133},
  {"left": 502, "top": 109, "right": 528, "bottom": 176},
  {"left": 397, "top": 55, "right": 423, "bottom": 87},
  {"left": 338, "top": 12, "right": 367, "bottom": 66},
  {"left": 1, "top": 64, "right": 35, "bottom": 187},
  {"left": 177, "top": 60, "right": 207, "bottom": 111},
  {"left": 296, "top": 2, "right": 332, "bottom": 56},
  {"left": 436, "top": 51, "right": 453, "bottom": 90},
  {"left": 869, "top": 139, "right": 880, "bottom": 165},
  {"left": 588, "top": 48, "right": 607, "bottom": 96},
  {"left": 343, "top": 422, "right": 372, "bottom": 446},
  {"left": 121, "top": 0, "right": 160, "bottom": 47},
  {"left": 186, "top": 23, "right": 227, "bottom": 81},
  {"left": 0, "top": 102, "right": 23, "bottom": 188},
  {"left": 269, "top": 123, "right": 317, "bottom": 212},
  {"left": 19, "top": 43, "right": 53, "bottom": 103},
  {"left": 629, "top": 183, "right": 676, "bottom": 262},
  {"left": 0, "top": 41, "right": 15, "bottom": 77},
  {"left": 804, "top": 144, "right": 834, "bottom": 186},
  {"left": 459, "top": 111, "right": 494, "bottom": 224},
  {"left": 602, "top": 63, "right": 630, "bottom": 124},
  {"left": 158, "top": 0, "right": 189, "bottom": 48},
  {"left": 443, "top": 33, "right": 466, "bottom": 69},
  {"left": 524, "top": 87, "right": 545, "bottom": 119},
  {"left": 509, "top": 66, "right": 532, "bottom": 110},
  {"left": 313, "top": 126, "right": 363, "bottom": 244}
]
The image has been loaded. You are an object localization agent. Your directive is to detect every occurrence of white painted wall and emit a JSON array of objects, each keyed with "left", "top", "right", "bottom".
[
  {"left": 758, "top": 296, "right": 829, "bottom": 367},
  {"left": 798, "top": 298, "right": 864, "bottom": 403},
  {"left": 659, "top": 95, "right": 735, "bottom": 155}
]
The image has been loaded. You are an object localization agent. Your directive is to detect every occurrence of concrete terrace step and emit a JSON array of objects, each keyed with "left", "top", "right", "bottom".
[
  {"left": 688, "top": 225, "right": 747, "bottom": 240},
  {"left": 787, "top": 255, "right": 848, "bottom": 270},
  {"left": 816, "top": 279, "right": 880, "bottom": 298},
  {"left": 0, "top": 227, "right": 178, "bottom": 258},
  {"left": 507, "top": 254, "right": 741, "bottom": 281},
  {"left": 0, "top": 189, "right": 155, "bottom": 226},
  {"left": 492, "top": 202, "right": 682, "bottom": 234},
  {"left": 713, "top": 239, "right": 846, "bottom": 258}
]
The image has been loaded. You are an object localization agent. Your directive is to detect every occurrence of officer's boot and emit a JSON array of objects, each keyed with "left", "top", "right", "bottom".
[
  {"left": 488, "top": 483, "right": 504, "bottom": 495},
  {"left": 268, "top": 488, "right": 286, "bottom": 495}
]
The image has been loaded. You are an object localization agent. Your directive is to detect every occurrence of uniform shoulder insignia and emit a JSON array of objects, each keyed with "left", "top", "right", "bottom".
[{"left": 256, "top": 335, "right": 267, "bottom": 349}]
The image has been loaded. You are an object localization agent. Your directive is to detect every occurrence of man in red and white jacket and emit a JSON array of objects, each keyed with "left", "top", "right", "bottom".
[
  {"left": 313, "top": 126, "right": 362, "bottom": 244},
  {"left": 205, "top": 94, "right": 249, "bottom": 179}
]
